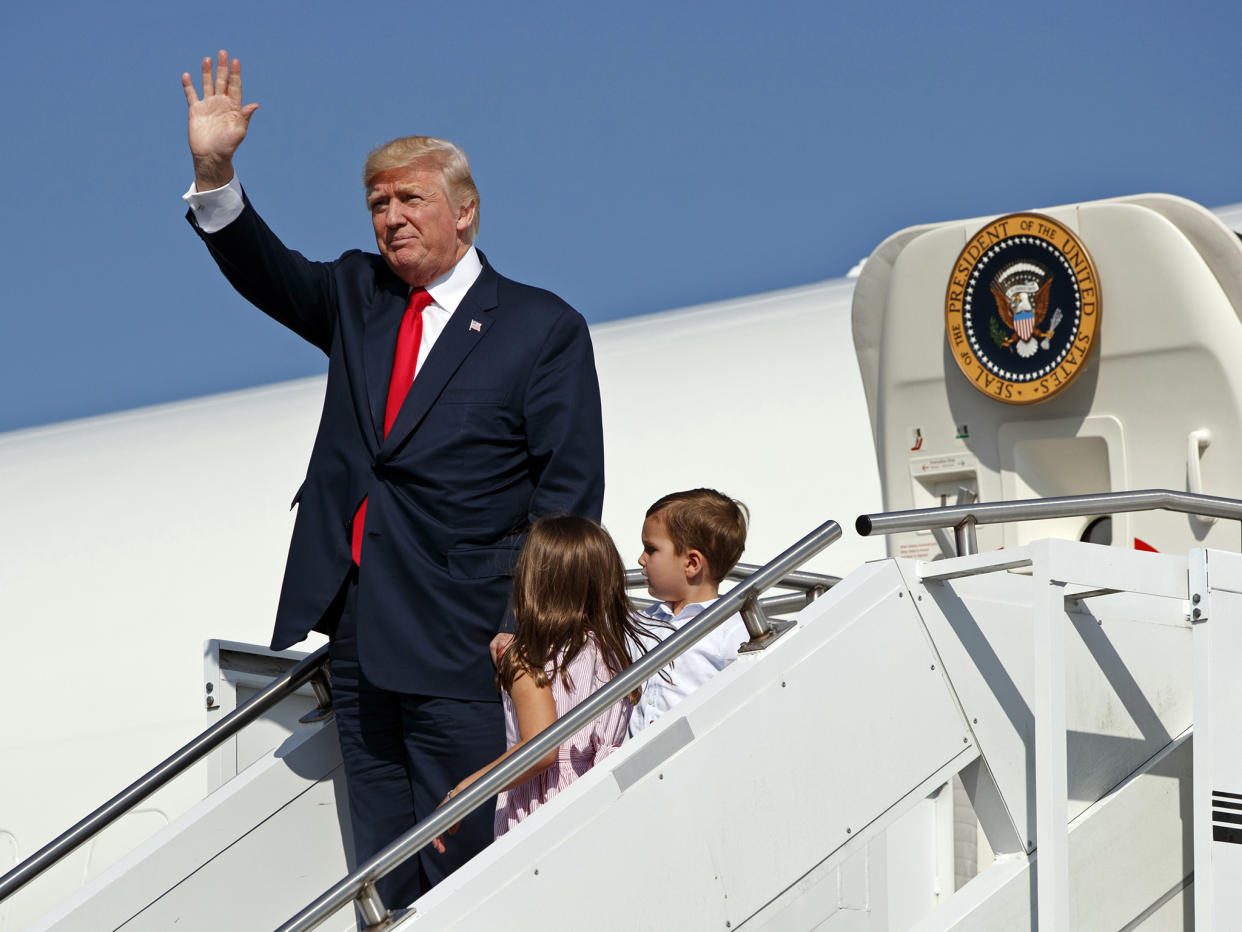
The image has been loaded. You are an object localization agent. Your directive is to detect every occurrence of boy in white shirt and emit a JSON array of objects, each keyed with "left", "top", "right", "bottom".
[{"left": 629, "top": 488, "right": 749, "bottom": 736}]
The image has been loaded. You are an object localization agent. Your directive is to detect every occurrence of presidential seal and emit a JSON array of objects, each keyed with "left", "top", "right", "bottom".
[{"left": 945, "top": 212, "right": 1100, "bottom": 404}]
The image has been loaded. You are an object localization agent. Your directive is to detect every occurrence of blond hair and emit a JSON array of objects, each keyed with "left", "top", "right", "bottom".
[{"left": 362, "top": 136, "right": 481, "bottom": 243}]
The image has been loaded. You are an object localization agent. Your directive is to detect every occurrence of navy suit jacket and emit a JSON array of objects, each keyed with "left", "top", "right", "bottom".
[{"left": 190, "top": 198, "right": 605, "bottom": 700}]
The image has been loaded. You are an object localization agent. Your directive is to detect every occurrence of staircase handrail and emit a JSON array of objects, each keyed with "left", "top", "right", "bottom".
[
  {"left": 856, "top": 488, "right": 1242, "bottom": 555},
  {"left": 0, "top": 644, "right": 330, "bottom": 903},
  {"left": 625, "top": 563, "right": 840, "bottom": 616}
]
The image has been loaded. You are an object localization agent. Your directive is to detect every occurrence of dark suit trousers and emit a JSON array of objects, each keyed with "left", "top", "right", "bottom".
[{"left": 328, "top": 573, "right": 505, "bottom": 910}]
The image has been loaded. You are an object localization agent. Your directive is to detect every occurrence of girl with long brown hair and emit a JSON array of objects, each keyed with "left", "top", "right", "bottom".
[{"left": 434, "top": 515, "right": 656, "bottom": 846}]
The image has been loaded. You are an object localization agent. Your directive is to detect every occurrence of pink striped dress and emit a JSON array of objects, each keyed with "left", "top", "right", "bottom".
[{"left": 494, "top": 637, "right": 631, "bottom": 837}]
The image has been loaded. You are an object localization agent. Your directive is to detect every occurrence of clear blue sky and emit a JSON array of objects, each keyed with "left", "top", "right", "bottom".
[{"left": 2, "top": 0, "right": 1239, "bottom": 432}]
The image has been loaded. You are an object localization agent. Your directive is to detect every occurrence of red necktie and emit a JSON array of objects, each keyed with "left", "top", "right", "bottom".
[{"left": 351, "top": 288, "right": 433, "bottom": 564}]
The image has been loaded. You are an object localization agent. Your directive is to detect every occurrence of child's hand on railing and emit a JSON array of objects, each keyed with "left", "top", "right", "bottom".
[{"left": 430, "top": 786, "right": 464, "bottom": 854}]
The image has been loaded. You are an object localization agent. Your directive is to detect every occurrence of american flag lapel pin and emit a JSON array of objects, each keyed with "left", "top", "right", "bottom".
[{"left": 469, "top": 319, "right": 483, "bottom": 333}]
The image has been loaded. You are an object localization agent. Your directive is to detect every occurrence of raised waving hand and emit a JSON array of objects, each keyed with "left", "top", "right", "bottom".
[{"left": 181, "top": 50, "right": 259, "bottom": 192}]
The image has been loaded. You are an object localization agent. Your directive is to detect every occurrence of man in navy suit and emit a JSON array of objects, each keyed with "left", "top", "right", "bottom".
[{"left": 181, "top": 51, "right": 604, "bottom": 907}]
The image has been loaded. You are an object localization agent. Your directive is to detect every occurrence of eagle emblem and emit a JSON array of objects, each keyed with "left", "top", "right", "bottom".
[{"left": 989, "top": 261, "right": 1061, "bottom": 358}]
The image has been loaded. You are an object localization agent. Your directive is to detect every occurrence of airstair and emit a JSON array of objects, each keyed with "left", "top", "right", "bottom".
[{"left": 5, "top": 493, "right": 1242, "bottom": 930}]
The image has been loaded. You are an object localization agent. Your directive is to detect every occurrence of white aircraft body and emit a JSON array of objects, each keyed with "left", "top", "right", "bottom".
[{"left": 3, "top": 193, "right": 1242, "bottom": 930}]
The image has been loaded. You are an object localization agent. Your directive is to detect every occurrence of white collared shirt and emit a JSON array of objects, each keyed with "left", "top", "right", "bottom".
[
  {"left": 414, "top": 246, "right": 482, "bottom": 373},
  {"left": 628, "top": 598, "right": 748, "bottom": 737},
  {"left": 182, "top": 173, "right": 483, "bottom": 375}
]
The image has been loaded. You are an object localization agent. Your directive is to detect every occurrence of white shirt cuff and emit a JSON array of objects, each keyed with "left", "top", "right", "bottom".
[{"left": 183, "top": 173, "right": 245, "bottom": 234}]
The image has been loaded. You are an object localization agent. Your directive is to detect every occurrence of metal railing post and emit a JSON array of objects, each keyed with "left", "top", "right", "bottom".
[
  {"left": 954, "top": 516, "right": 978, "bottom": 556},
  {"left": 300, "top": 669, "right": 335, "bottom": 725},
  {"left": 739, "top": 591, "right": 771, "bottom": 640},
  {"left": 356, "top": 882, "right": 390, "bottom": 929},
  {"left": 738, "top": 591, "right": 797, "bottom": 653}
]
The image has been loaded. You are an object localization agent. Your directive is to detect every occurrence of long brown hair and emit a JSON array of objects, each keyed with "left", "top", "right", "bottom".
[{"left": 498, "top": 516, "right": 650, "bottom": 702}]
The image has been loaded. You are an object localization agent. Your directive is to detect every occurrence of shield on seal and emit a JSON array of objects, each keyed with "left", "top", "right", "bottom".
[{"left": 1014, "top": 309, "right": 1034, "bottom": 341}]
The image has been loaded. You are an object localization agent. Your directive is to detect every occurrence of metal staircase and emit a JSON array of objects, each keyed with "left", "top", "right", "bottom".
[{"left": 6, "top": 493, "right": 1242, "bottom": 930}]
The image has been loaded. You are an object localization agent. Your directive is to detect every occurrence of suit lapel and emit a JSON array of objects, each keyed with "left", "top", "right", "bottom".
[
  {"left": 378, "top": 261, "right": 500, "bottom": 458},
  {"left": 362, "top": 280, "right": 409, "bottom": 445}
]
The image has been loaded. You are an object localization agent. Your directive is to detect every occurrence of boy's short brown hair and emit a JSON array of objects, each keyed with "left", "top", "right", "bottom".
[{"left": 646, "top": 488, "right": 748, "bottom": 584}]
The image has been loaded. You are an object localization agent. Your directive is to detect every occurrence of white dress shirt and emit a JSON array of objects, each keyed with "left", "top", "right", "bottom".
[
  {"left": 628, "top": 598, "right": 748, "bottom": 736},
  {"left": 183, "top": 174, "right": 482, "bottom": 373}
]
